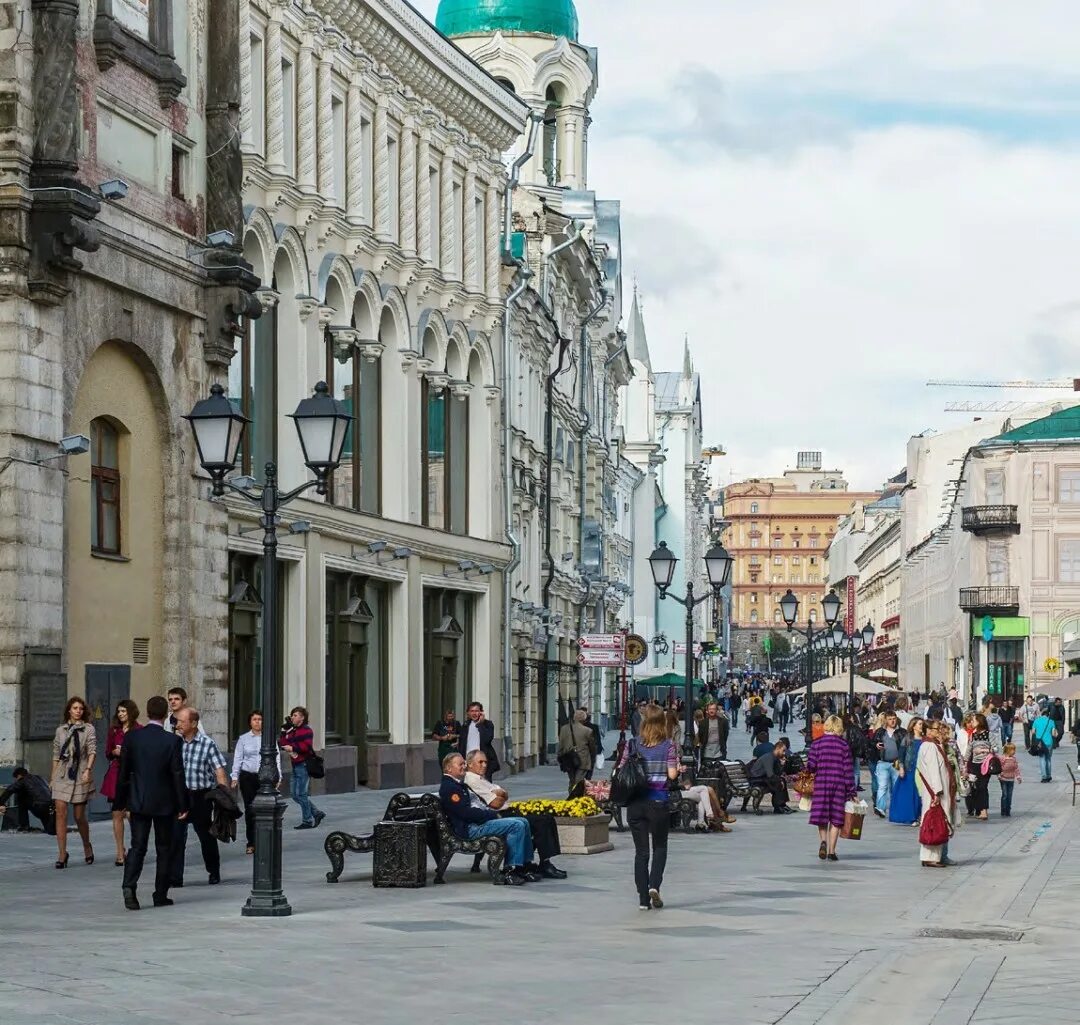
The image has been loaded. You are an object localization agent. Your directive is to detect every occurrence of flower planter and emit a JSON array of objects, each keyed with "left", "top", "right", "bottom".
[{"left": 554, "top": 812, "right": 614, "bottom": 855}]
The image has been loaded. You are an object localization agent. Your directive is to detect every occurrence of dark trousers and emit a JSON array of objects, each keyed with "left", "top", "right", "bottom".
[
  {"left": 525, "top": 811, "right": 560, "bottom": 863},
  {"left": 169, "top": 789, "right": 220, "bottom": 884},
  {"left": 1022, "top": 721, "right": 1032, "bottom": 749},
  {"left": 999, "top": 780, "right": 1014, "bottom": 817},
  {"left": 124, "top": 813, "right": 174, "bottom": 899},
  {"left": 755, "top": 775, "right": 789, "bottom": 811},
  {"left": 15, "top": 800, "right": 53, "bottom": 833},
  {"left": 627, "top": 799, "right": 669, "bottom": 900},
  {"left": 778, "top": 710, "right": 790, "bottom": 731},
  {"left": 238, "top": 770, "right": 259, "bottom": 848},
  {"left": 966, "top": 769, "right": 990, "bottom": 815}
]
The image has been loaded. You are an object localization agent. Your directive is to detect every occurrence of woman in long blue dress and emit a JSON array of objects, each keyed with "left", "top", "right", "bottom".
[{"left": 889, "top": 717, "right": 924, "bottom": 825}]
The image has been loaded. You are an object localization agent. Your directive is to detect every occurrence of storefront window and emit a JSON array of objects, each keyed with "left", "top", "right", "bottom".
[{"left": 423, "top": 588, "right": 474, "bottom": 730}]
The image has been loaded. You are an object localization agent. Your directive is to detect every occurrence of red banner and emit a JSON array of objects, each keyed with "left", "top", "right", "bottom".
[{"left": 845, "top": 577, "right": 856, "bottom": 634}]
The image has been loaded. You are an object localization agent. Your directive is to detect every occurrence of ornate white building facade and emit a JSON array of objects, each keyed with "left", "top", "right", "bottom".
[
  {"left": 441, "top": 0, "right": 636, "bottom": 756},
  {"left": 236, "top": 0, "right": 528, "bottom": 788}
]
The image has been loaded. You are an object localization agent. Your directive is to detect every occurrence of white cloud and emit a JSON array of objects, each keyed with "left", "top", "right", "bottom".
[{"left": 413, "top": 1, "right": 1080, "bottom": 487}]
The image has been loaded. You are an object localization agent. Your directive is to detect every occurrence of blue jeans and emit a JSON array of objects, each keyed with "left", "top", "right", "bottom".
[
  {"left": 1000, "top": 780, "right": 1014, "bottom": 816},
  {"left": 290, "top": 761, "right": 321, "bottom": 824},
  {"left": 1040, "top": 750, "right": 1053, "bottom": 781},
  {"left": 874, "top": 762, "right": 899, "bottom": 815},
  {"left": 854, "top": 761, "right": 862, "bottom": 790},
  {"left": 467, "top": 818, "right": 534, "bottom": 868},
  {"left": 1001, "top": 723, "right": 1013, "bottom": 744}
]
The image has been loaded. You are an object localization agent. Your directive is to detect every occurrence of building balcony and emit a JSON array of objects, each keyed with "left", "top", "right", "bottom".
[
  {"left": 959, "top": 586, "right": 1019, "bottom": 614},
  {"left": 961, "top": 505, "right": 1020, "bottom": 535}
]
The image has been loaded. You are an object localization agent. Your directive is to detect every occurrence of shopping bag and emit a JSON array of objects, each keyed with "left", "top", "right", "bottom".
[
  {"left": 798, "top": 795, "right": 812, "bottom": 812},
  {"left": 840, "top": 799, "right": 868, "bottom": 840}
]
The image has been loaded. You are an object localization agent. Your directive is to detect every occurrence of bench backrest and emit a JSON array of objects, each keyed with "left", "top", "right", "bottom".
[{"left": 723, "top": 761, "right": 750, "bottom": 786}]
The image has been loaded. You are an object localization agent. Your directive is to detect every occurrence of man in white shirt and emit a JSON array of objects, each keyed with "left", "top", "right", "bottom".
[
  {"left": 464, "top": 751, "right": 567, "bottom": 879},
  {"left": 456, "top": 702, "right": 500, "bottom": 779}
]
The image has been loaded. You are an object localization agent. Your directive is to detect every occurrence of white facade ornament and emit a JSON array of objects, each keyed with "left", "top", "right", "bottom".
[
  {"left": 373, "top": 95, "right": 390, "bottom": 238},
  {"left": 462, "top": 164, "right": 478, "bottom": 292},
  {"left": 316, "top": 42, "right": 335, "bottom": 201},
  {"left": 356, "top": 337, "right": 384, "bottom": 363},
  {"left": 264, "top": 8, "right": 286, "bottom": 172},
  {"left": 256, "top": 287, "right": 281, "bottom": 312},
  {"left": 449, "top": 379, "right": 473, "bottom": 401},
  {"left": 440, "top": 143, "right": 455, "bottom": 277},
  {"left": 296, "top": 295, "right": 320, "bottom": 321},
  {"left": 484, "top": 384, "right": 500, "bottom": 406},
  {"left": 346, "top": 75, "right": 365, "bottom": 223},
  {"left": 399, "top": 114, "right": 418, "bottom": 256},
  {"left": 424, "top": 370, "right": 450, "bottom": 391},
  {"left": 417, "top": 124, "right": 433, "bottom": 262},
  {"left": 328, "top": 326, "right": 359, "bottom": 362},
  {"left": 239, "top": 0, "right": 253, "bottom": 148}
]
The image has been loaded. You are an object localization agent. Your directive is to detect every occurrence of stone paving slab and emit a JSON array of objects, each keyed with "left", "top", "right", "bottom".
[{"left": 1, "top": 728, "right": 1078, "bottom": 1024}]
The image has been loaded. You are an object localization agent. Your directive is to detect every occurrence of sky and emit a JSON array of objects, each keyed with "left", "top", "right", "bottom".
[{"left": 413, "top": 1, "right": 1080, "bottom": 489}]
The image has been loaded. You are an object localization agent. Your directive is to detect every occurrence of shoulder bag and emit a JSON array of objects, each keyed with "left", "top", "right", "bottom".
[
  {"left": 557, "top": 724, "right": 581, "bottom": 774},
  {"left": 305, "top": 749, "right": 326, "bottom": 779},
  {"left": 917, "top": 770, "right": 952, "bottom": 847},
  {"left": 610, "top": 738, "right": 649, "bottom": 806}
]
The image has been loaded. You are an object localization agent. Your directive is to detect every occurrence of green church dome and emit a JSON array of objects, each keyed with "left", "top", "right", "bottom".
[{"left": 435, "top": 0, "right": 579, "bottom": 40}]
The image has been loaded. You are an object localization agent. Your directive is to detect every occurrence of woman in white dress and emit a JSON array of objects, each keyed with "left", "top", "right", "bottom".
[{"left": 915, "top": 720, "right": 961, "bottom": 867}]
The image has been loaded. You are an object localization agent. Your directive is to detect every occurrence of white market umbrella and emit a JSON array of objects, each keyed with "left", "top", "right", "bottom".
[
  {"left": 868, "top": 667, "right": 898, "bottom": 680},
  {"left": 787, "top": 675, "right": 899, "bottom": 697}
]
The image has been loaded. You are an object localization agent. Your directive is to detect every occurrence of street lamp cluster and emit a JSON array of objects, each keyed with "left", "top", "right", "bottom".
[
  {"left": 186, "top": 380, "right": 352, "bottom": 918},
  {"left": 776, "top": 587, "right": 875, "bottom": 736},
  {"left": 648, "top": 539, "right": 733, "bottom": 765}
]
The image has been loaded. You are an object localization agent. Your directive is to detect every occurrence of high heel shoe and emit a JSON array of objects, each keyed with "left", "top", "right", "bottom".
[
  {"left": 85, "top": 848, "right": 95, "bottom": 865},
  {"left": 55, "top": 853, "right": 69, "bottom": 869}
]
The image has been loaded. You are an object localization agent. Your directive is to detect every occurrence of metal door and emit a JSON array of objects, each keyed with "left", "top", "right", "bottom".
[{"left": 85, "top": 665, "right": 130, "bottom": 819}]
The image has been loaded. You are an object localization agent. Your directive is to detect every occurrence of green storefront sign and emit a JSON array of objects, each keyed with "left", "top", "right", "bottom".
[{"left": 971, "top": 616, "right": 1029, "bottom": 640}]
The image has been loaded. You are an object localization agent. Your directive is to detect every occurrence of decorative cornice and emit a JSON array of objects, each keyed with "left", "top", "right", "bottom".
[
  {"left": 357, "top": 337, "right": 384, "bottom": 363},
  {"left": 305, "top": 0, "right": 529, "bottom": 149},
  {"left": 296, "top": 294, "right": 320, "bottom": 320}
]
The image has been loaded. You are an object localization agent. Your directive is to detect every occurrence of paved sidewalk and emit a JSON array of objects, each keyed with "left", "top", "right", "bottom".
[{"left": 1, "top": 724, "right": 1077, "bottom": 1024}]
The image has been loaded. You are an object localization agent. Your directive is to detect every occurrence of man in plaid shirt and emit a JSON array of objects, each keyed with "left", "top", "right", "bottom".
[{"left": 169, "top": 708, "right": 228, "bottom": 887}]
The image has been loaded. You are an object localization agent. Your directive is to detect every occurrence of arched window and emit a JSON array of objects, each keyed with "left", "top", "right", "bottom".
[
  {"left": 91, "top": 418, "right": 121, "bottom": 554},
  {"left": 750, "top": 609, "right": 759, "bottom": 623},
  {"left": 774, "top": 608, "right": 782, "bottom": 623},
  {"left": 326, "top": 321, "right": 380, "bottom": 514},
  {"left": 543, "top": 85, "right": 562, "bottom": 185},
  {"left": 809, "top": 608, "right": 817, "bottom": 623},
  {"left": 750, "top": 502, "right": 759, "bottom": 513},
  {"left": 494, "top": 77, "right": 516, "bottom": 95}
]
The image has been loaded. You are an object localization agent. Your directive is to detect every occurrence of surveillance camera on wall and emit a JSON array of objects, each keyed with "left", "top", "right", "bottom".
[
  {"left": 57, "top": 434, "right": 91, "bottom": 455},
  {"left": 98, "top": 179, "right": 128, "bottom": 200},
  {"left": 207, "top": 229, "right": 236, "bottom": 248}
]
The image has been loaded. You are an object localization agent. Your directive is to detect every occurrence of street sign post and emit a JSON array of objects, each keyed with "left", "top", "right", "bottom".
[
  {"left": 579, "top": 634, "right": 624, "bottom": 649},
  {"left": 577, "top": 649, "right": 624, "bottom": 667}
]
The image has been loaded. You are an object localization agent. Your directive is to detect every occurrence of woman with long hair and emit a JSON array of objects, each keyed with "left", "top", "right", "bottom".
[
  {"left": 50, "top": 696, "right": 97, "bottom": 868},
  {"left": 965, "top": 712, "right": 998, "bottom": 820},
  {"left": 889, "top": 717, "right": 924, "bottom": 825},
  {"left": 100, "top": 699, "right": 141, "bottom": 865},
  {"left": 617, "top": 704, "right": 679, "bottom": 909},
  {"left": 916, "top": 720, "right": 960, "bottom": 867},
  {"left": 807, "top": 715, "right": 856, "bottom": 862}
]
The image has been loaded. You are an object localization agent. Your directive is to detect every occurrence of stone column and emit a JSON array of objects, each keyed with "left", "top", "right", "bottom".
[
  {"left": 399, "top": 115, "right": 417, "bottom": 256},
  {"left": 372, "top": 95, "right": 389, "bottom": 238},
  {"left": 561, "top": 109, "right": 581, "bottom": 188},
  {"left": 30, "top": 0, "right": 81, "bottom": 181},
  {"left": 346, "top": 73, "right": 365, "bottom": 223},
  {"left": 205, "top": 0, "right": 244, "bottom": 240},
  {"left": 238, "top": 0, "right": 252, "bottom": 149},
  {"left": 485, "top": 178, "right": 501, "bottom": 300},
  {"left": 462, "top": 162, "right": 478, "bottom": 292},
  {"left": 316, "top": 42, "right": 334, "bottom": 201},
  {"left": 440, "top": 143, "right": 455, "bottom": 278},
  {"left": 417, "top": 126, "right": 432, "bottom": 262},
  {"left": 264, "top": 7, "right": 285, "bottom": 173},
  {"left": 295, "top": 37, "right": 316, "bottom": 192}
]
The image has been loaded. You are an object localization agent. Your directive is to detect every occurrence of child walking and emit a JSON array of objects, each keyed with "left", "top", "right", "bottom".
[{"left": 999, "top": 742, "right": 1021, "bottom": 817}]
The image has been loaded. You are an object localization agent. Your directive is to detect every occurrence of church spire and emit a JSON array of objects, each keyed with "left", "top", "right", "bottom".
[
  {"left": 625, "top": 284, "right": 651, "bottom": 370},
  {"left": 682, "top": 334, "right": 693, "bottom": 380}
]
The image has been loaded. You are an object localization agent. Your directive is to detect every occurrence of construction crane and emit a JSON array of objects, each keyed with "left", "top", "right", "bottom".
[
  {"left": 942, "top": 400, "right": 1046, "bottom": 413},
  {"left": 927, "top": 378, "right": 1080, "bottom": 390}
]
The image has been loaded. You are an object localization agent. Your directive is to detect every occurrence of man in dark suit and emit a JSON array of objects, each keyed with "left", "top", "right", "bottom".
[
  {"left": 457, "top": 702, "right": 500, "bottom": 780},
  {"left": 117, "top": 694, "right": 188, "bottom": 910}
]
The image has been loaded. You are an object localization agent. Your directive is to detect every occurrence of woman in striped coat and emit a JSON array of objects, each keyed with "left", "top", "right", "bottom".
[{"left": 807, "top": 715, "right": 857, "bottom": 862}]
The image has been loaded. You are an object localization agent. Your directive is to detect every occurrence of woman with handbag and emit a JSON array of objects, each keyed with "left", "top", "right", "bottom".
[
  {"left": 916, "top": 721, "right": 959, "bottom": 867},
  {"left": 615, "top": 705, "right": 679, "bottom": 910},
  {"left": 558, "top": 709, "right": 596, "bottom": 798},
  {"left": 1029, "top": 707, "right": 1057, "bottom": 782},
  {"left": 101, "top": 699, "right": 141, "bottom": 865},
  {"left": 965, "top": 713, "right": 999, "bottom": 820},
  {"left": 807, "top": 715, "right": 856, "bottom": 862}
]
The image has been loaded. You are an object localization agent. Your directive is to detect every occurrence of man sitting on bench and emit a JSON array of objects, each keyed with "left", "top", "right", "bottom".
[
  {"left": 439, "top": 753, "right": 536, "bottom": 886},
  {"left": 0, "top": 766, "right": 54, "bottom": 833},
  {"left": 749, "top": 741, "right": 793, "bottom": 815},
  {"left": 464, "top": 751, "right": 567, "bottom": 879}
]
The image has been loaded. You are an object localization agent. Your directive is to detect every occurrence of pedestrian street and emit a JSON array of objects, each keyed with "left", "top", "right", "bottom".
[{"left": 2, "top": 723, "right": 1078, "bottom": 1025}]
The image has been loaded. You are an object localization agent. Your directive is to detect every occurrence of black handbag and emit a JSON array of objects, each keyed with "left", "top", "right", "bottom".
[
  {"left": 305, "top": 751, "right": 326, "bottom": 779},
  {"left": 610, "top": 740, "right": 649, "bottom": 805},
  {"left": 557, "top": 724, "right": 582, "bottom": 774}
]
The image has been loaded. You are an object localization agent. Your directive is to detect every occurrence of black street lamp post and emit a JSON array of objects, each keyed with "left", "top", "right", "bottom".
[
  {"left": 648, "top": 540, "right": 734, "bottom": 766},
  {"left": 780, "top": 588, "right": 842, "bottom": 742},
  {"left": 831, "top": 620, "right": 876, "bottom": 708},
  {"left": 185, "top": 381, "right": 352, "bottom": 918}
]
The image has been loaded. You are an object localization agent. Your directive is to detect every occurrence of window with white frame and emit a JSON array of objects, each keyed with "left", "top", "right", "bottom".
[
  {"left": 987, "top": 542, "right": 1008, "bottom": 585},
  {"left": 1058, "top": 469, "right": 1080, "bottom": 504},
  {"left": 1058, "top": 538, "right": 1080, "bottom": 582},
  {"left": 750, "top": 502, "right": 759, "bottom": 513}
]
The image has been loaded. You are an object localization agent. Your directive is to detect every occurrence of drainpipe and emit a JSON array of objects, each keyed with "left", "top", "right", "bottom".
[
  {"left": 575, "top": 292, "right": 609, "bottom": 713},
  {"left": 499, "top": 111, "right": 541, "bottom": 773}
]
